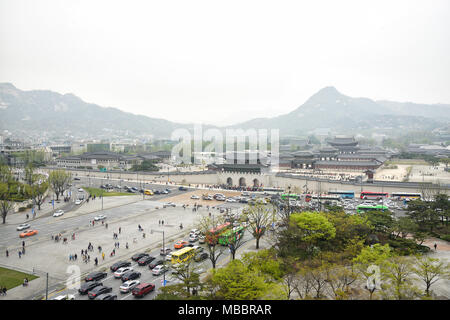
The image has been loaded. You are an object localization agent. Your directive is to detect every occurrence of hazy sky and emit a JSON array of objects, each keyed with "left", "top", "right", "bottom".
[{"left": 1, "top": 0, "right": 449, "bottom": 126}]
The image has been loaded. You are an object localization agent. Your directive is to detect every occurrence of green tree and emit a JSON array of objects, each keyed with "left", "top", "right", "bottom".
[
  {"left": 360, "top": 210, "right": 394, "bottom": 234},
  {"left": 48, "top": 169, "right": 72, "bottom": 200},
  {"left": 0, "top": 182, "right": 13, "bottom": 224},
  {"left": 381, "top": 256, "right": 419, "bottom": 300},
  {"left": 412, "top": 256, "right": 450, "bottom": 297}
]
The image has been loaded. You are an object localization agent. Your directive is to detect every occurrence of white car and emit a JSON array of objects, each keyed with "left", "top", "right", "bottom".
[
  {"left": 78, "top": 188, "right": 84, "bottom": 192},
  {"left": 165, "top": 253, "right": 172, "bottom": 261},
  {"left": 190, "top": 195, "right": 200, "bottom": 199},
  {"left": 75, "top": 199, "right": 82, "bottom": 205},
  {"left": 119, "top": 280, "right": 140, "bottom": 293},
  {"left": 53, "top": 294, "right": 75, "bottom": 300},
  {"left": 94, "top": 214, "right": 106, "bottom": 221},
  {"left": 17, "top": 223, "right": 31, "bottom": 231},
  {"left": 53, "top": 210, "right": 64, "bottom": 217},
  {"left": 190, "top": 229, "right": 201, "bottom": 236},
  {"left": 163, "top": 202, "right": 176, "bottom": 208},
  {"left": 114, "top": 266, "right": 133, "bottom": 278},
  {"left": 225, "top": 198, "right": 236, "bottom": 203},
  {"left": 152, "top": 265, "right": 169, "bottom": 276}
]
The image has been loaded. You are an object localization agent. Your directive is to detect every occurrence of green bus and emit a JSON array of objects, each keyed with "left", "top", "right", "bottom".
[
  {"left": 218, "top": 226, "right": 245, "bottom": 246},
  {"left": 281, "top": 193, "right": 299, "bottom": 200},
  {"left": 356, "top": 204, "right": 389, "bottom": 214}
]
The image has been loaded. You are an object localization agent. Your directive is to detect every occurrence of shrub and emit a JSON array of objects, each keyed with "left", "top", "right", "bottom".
[
  {"left": 26, "top": 204, "right": 33, "bottom": 209},
  {"left": 440, "top": 234, "right": 450, "bottom": 242},
  {"left": 388, "top": 238, "right": 430, "bottom": 255},
  {"left": 18, "top": 207, "right": 27, "bottom": 212}
]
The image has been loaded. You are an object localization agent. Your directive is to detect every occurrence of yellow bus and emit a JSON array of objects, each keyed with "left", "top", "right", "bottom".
[
  {"left": 144, "top": 189, "right": 154, "bottom": 195},
  {"left": 171, "top": 247, "right": 195, "bottom": 265}
]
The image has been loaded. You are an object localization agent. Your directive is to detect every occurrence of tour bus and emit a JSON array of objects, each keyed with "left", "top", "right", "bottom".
[
  {"left": 356, "top": 204, "right": 389, "bottom": 214},
  {"left": 390, "top": 192, "right": 422, "bottom": 201},
  {"left": 360, "top": 191, "right": 389, "bottom": 200},
  {"left": 328, "top": 190, "right": 355, "bottom": 199},
  {"left": 281, "top": 193, "right": 299, "bottom": 200},
  {"left": 144, "top": 189, "right": 154, "bottom": 196},
  {"left": 171, "top": 247, "right": 196, "bottom": 265},
  {"left": 206, "top": 222, "right": 231, "bottom": 245},
  {"left": 218, "top": 226, "right": 245, "bottom": 246}
]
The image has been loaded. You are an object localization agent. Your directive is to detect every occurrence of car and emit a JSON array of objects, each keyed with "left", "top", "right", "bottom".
[
  {"left": 163, "top": 202, "right": 176, "bottom": 208},
  {"left": 78, "top": 281, "right": 102, "bottom": 295},
  {"left": 190, "top": 195, "right": 200, "bottom": 199},
  {"left": 95, "top": 293, "right": 117, "bottom": 300},
  {"left": 53, "top": 294, "right": 76, "bottom": 300},
  {"left": 216, "top": 197, "right": 226, "bottom": 201},
  {"left": 94, "top": 214, "right": 106, "bottom": 221},
  {"left": 149, "top": 259, "right": 164, "bottom": 269},
  {"left": 121, "top": 271, "right": 141, "bottom": 282},
  {"left": 137, "top": 255, "right": 155, "bottom": 266},
  {"left": 194, "top": 252, "right": 209, "bottom": 262},
  {"left": 152, "top": 265, "right": 169, "bottom": 276},
  {"left": 198, "top": 236, "right": 205, "bottom": 244},
  {"left": 88, "top": 286, "right": 112, "bottom": 299},
  {"left": 78, "top": 188, "right": 83, "bottom": 192},
  {"left": 165, "top": 188, "right": 171, "bottom": 193},
  {"left": 132, "top": 283, "right": 155, "bottom": 298},
  {"left": 131, "top": 253, "right": 149, "bottom": 261},
  {"left": 74, "top": 177, "right": 81, "bottom": 181},
  {"left": 189, "top": 234, "right": 198, "bottom": 242},
  {"left": 192, "top": 245, "right": 204, "bottom": 253},
  {"left": 116, "top": 185, "right": 121, "bottom": 189},
  {"left": 75, "top": 200, "right": 82, "bottom": 205},
  {"left": 174, "top": 240, "right": 188, "bottom": 249},
  {"left": 190, "top": 229, "right": 201, "bottom": 236},
  {"left": 165, "top": 253, "right": 173, "bottom": 261},
  {"left": 114, "top": 266, "right": 134, "bottom": 278},
  {"left": 16, "top": 223, "right": 31, "bottom": 231},
  {"left": 225, "top": 198, "right": 236, "bottom": 202},
  {"left": 161, "top": 190, "right": 169, "bottom": 194},
  {"left": 19, "top": 230, "right": 38, "bottom": 238},
  {"left": 110, "top": 261, "right": 132, "bottom": 272},
  {"left": 85, "top": 271, "right": 107, "bottom": 282},
  {"left": 178, "top": 186, "right": 188, "bottom": 191},
  {"left": 53, "top": 210, "right": 64, "bottom": 217},
  {"left": 119, "top": 280, "right": 140, "bottom": 293},
  {"left": 154, "top": 190, "right": 161, "bottom": 195},
  {"left": 160, "top": 247, "right": 172, "bottom": 256}
]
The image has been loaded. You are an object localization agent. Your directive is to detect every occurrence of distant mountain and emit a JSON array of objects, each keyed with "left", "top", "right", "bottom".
[
  {"left": 1, "top": 83, "right": 449, "bottom": 139},
  {"left": 232, "top": 86, "right": 450, "bottom": 135},
  {"left": 0, "top": 83, "right": 189, "bottom": 139}
]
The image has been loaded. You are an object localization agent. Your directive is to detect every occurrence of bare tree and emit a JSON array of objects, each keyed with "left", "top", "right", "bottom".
[
  {"left": 197, "top": 215, "right": 226, "bottom": 269},
  {"left": 244, "top": 204, "right": 274, "bottom": 249},
  {"left": 0, "top": 182, "right": 13, "bottom": 224}
]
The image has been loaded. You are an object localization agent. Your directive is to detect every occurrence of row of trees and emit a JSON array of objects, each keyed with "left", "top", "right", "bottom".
[{"left": 0, "top": 165, "right": 72, "bottom": 223}]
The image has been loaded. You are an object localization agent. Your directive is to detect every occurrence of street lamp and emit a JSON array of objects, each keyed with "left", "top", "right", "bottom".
[{"left": 150, "top": 229, "right": 166, "bottom": 286}]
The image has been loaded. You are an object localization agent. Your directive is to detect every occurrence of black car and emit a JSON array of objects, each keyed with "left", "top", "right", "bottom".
[
  {"left": 78, "top": 281, "right": 102, "bottom": 295},
  {"left": 131, "top": 253, "right": 149, "bottom": 261},
  {"left": 85, "top": 271, "right": 107, "bottom": 282},
  {"left": 138, "top": 255, "right": 155, "bottom": 266},
  {"left": 88, "top": 286, "right": 113, "bottom": 299},
  {"left": 194, "top": 252, "right": 209, "bottom": 262},
  {"left": 121, "top": 271, "right": 141, "bottom": 282},
  {"left": 110, "top": 261, "right": 131, "bottom": 272},
  {"left": 178, "top": 186, "right": 188, "bottom": 191},
  {"left": 74, "top": 177, "right": 81, "bottom": 181},
  {"left": 154, "top": 190, "right": 161, "bottom": 195},
  {"left": 95, "top": 293, "right": 117, "bottom": 300},
  {"left": 149, "top": 259, "right": 164, "bottom": 269}
]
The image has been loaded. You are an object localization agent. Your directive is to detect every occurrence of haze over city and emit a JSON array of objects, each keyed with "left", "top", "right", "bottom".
[{"left": 1, "top": 0, "right": 449, "bottom": 125}]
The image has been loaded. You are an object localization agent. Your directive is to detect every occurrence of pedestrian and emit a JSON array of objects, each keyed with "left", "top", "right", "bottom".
[
  {"left": 102, "top": 220, "right": 104, "bottom": 225},
  {"left": 5, "top": 249, "right": 8, "bottom": 257},
  {"left": 22, "top": 241, "right": 25, "bottom": 247},
  {"left": 106, "top": 223, "right": 108, "bottom": 229},
  {"left": 119, "top": 227, "right": 121, "bottom": 234},
  {"left": 102, "top": 252, "right": 105, "bottom": 260},
  {"left": 81, "top": 249, "right": 84, "bottom": 255},
  {"left": 2, "top": 287, "right": 6, "bottom": 296},
  {"left": 74, "top": 253, "right": 77, "bottom": 260},
  {"left": 22, "top": 247, "right": 25, "bottom": 255},
  {"left": 26, "top": 214, "right": 29, "bottom": 219},
  {"left": 434, "top": 243, "right": 437, "bottom": 251},
  {"left": 158, "top": 220, "right": 161, "bottom": 225},
  {"left": 94, "top": 257, "right": 98, "bottom": 266},
  {"left": 162, "top": 220, "right": 164, "bottom": 225},
  {"left": 126, "top": 242, "right": 129, "bottom": 249},
  {"left": 18, "top": 251, "right": 21, "bottom": 259},
  {"left": 117, "top": 242, "right": 119, "bottom": 249}
]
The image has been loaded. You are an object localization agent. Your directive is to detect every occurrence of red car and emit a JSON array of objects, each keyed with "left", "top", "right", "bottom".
[
  {"left": 132, "top": 283, "right": 155, "bottom": 298},
  {"left": 19, "top": 230, "right": 38, "bottom": 238},
  {"left": 174, "top": 240, "right": 188, "bottom": 249}
]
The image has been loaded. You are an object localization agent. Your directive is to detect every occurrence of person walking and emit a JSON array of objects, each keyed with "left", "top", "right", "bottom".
[
  {"left": 5, "top": 249, "right": 8, "bottom": 257},
  {"left": 434, "top": 243, "right": 437, "bottom": 251},
  {"left": 102, "top": 252, "right": 105, "bottom": 260},
  {"left": 126, "top": 242, "right": 129, "bottom": 249},
  {"left": 74, "top": 253, "right": 77, "bottom": 260},
  {"left": 22, "top": 247, "right": 25, "bottom": 255},
  {"left": 117, "top": 242, "right": 119, "bottom": 249},
  {"left": 22, "top": 241, "right": 25, "bottom": 248},
  {"left": 94, "top": 257, "right": 98, "bottom": 266},
  {"left": 2, "top": 287, "right": 6, "bottom": 296},
  {"left": 18, "top": 251, "right": 21, "bottom": 259},
  {"left": 119, "top": 227, "right": 121, "bottom": 234}
]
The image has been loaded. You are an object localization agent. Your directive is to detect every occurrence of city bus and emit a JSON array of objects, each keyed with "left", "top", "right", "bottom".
[
  {"left": 356, "top": 204, "right": 389, "bottom": 214},
  {"left": 305, "top": 194, "right": 341, "bottom": 202},
  {"left": 144, "top": 189, "right": 154, "bottom": 195},
  {"left": 206, "top": 222, "right": 231, "bottom": 244},
  {"left": 218, "top": 226, "right": 245, "bottom": 246},
  {"left": 171, "top": 246, "right": 196, "bottom": 265},
  {"left": 281, "top": 193, "right": 299, "bottom": 200},
  {"left": 360, "top": 191, "right": 389, "bottom": 200},
  {"left": 328, "top": 190, "right": 355, "bottom": 199},
  {"left": 390, "top": 192, "right": 422, "bottom": 201}
]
